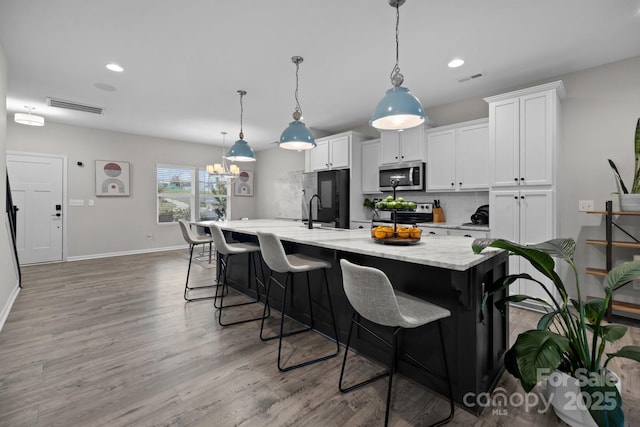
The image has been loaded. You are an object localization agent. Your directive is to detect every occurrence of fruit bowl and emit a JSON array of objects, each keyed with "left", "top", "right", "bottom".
[
  {"left": 371, "top": 225, "right": 422, "bottom": 245},
  {"left": 375, "top": 197, "right": 417, "bottom": 211}
]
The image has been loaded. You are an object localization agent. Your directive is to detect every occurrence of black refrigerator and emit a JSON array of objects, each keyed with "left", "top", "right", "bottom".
[{"left": 317, "top": 169, "right": 350, "bottom": 229}]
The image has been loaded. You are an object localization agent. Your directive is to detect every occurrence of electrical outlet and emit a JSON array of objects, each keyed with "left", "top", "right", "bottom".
[
  {"left": 88, "top": 199, "right": 95, "bottom": 207},
  {"left": 578, "top": 200, "right": 594, "bottom": 212}
]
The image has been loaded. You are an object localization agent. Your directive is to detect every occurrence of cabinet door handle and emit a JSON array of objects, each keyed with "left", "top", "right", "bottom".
[
  {"left": 514, "top": 178, "right": 518, "bottom": 182},
  {"left": 459, "top": 182, "right": 462, "bottom": 186},
  {"left": 451, "top": 182, "right": 454, "bottom": 187},
  {"left": 520, "top": 196, "right": 525, "bottom": 199},
  {"left": 520, "top": 177, "right": 525, "bottom": 181},
  {"left": 514, "top": 196, "right": 518, "bottom": 200}
]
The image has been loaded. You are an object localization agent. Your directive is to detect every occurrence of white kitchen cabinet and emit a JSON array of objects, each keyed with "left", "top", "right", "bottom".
[
  {"left": 485, "top": 81, "right": 565, "bottom": 188},
  {"left": 490, "top": 189, "right": 557, "bottom": 306},
  {"left": 420, "top": 226, "right": 448, "bottom": 236},
  {"left": 361, "top": 139, "right": 381, "bottom": 193},
  {"left": 351, "top": 220, "right": 371, "bottom": 230},
  {"left": 307, "top": 134, "right": 350, "bottom": 172},
  {"left": 379, "top": 125, "right": 425, "bottom": 164},
  {"left": 426, "top": 119, "right": 489, "bottom": 191},
  {"left": 447, "top": 229, "right": 489, "bottom": 238}
]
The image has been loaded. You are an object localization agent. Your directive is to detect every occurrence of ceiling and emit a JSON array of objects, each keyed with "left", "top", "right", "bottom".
[{"left": 1, "top": 0, "right": 640, "bottom": 152}]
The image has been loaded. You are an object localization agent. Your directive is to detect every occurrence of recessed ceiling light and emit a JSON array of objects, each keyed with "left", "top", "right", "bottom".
[
  {"left": 106, "top": 63, "right": 124, "bottom": 72},
  {"left": 448, "top": 58, "right": 465, "bottom": 68}
]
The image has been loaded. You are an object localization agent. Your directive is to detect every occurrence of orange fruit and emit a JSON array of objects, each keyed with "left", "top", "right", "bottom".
[
  {"left": 397, "top": 230, "right": 410, "bottom": 238},
  {"left": 410, "top": 227, "right": 422, "bottom": 239},
  {"left": 374, "top": 229, "right": 387, "bottom": 239}
]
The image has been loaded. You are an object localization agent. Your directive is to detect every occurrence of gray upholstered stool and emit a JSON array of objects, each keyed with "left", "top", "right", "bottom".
[
  {"left": 178, "top": 219, "right": 216, "bottom": 302},
  {"left": 208, "top": 223, "right": 269, "bottom": 326},
  {"left": 339, "top": 259, "right": 454, "bottom": 427},
  {"left": 256, "top": 231, "right": 339, "bottom": 372}
]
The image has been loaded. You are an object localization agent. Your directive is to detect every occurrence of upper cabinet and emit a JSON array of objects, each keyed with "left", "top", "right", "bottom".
[
  {"left": 426, "top": 119, "right": 489, "bottom": 191},
  {"left": 379, "top": 125, "right": 425, "bottom": 164},
  {"left": 307, "top": 133, "right": 351, "bottom": 172},
  {"left": 361, "top": 139, "right": 381, "bottom": 193},
  {"left": 484, "top": 81, "right": 565, "bottom": 188}
]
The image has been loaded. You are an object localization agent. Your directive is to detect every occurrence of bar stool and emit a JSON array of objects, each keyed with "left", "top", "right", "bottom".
[
  {"left": 208, "top": 223, "right": 269, "bottom": 326},
  {"left": 256, "top": 231, "right": 339, "bottom": 372},
  {"left": 178, "top": 219, "right": 217, "bottom": 302},
  {"left": 338, "top": 259, "right": 454, "bottom": 427}
]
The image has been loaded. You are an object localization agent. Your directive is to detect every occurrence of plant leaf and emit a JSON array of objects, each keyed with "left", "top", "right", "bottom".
[
  {"left": 581, "top": 374, "right": 624, "bottom": 427},
  {"left": 509, "top": 330, "right": 569, "bottom": 392},
  {"left": 584, "top": 299, "right": 605, "bottom": 324},
  {"left": 601, "top": 325, "right": 627, "bottom": 343},
  {"left": 473, "top": 238, "right": 574, "bottom": 299},
  {"left": 608, "top": 158, "right": 629, "bottom": 194},
  {"left": 607, "top": 345, "right": 640, "bottom": 363},
  {"left": 495, "top": 294, "right": 552, "bottom": 315},
  {"left": 606, "top": 261, "right": 640, "bottom": 293},
  {"left": 537, "top": 310, "right": 560, "bottom": 330}
]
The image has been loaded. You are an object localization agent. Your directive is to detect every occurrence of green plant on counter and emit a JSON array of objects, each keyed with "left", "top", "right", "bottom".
[
  {"left": 473, "top": 237, "right": 640, "bottom": 427},
  {"left": 608, "top": 118, "right": 640, "bottom": 194}
]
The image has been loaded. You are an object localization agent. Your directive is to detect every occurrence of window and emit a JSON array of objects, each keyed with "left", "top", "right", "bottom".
[
  {"left": 198, "top": 169, "right": 229, "bottom": 221},
  {"left": 157, "top": 165, "right": 230, "bottom": 223},
  {"left": 157, "top": 165, "right": 195, "bottom": 223}
]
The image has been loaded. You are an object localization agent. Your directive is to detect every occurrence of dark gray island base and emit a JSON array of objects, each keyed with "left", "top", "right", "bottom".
[{"left": 204, "top": 220, "right": 508, "bottom": 416}]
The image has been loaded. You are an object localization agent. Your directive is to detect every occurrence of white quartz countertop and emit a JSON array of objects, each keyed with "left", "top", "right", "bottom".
[{"left": 197, "top": 219, "right": 501, "bottom": 272}]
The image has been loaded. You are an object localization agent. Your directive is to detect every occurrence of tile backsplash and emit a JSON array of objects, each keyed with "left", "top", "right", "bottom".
[{"left": 360, "top": 191, "right": 490, "bottom": 225}]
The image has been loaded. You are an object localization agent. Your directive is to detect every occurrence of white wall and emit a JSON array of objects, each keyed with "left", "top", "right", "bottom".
[
  {"left": 0, "top": 41, "right": 21, "bottom": 330},
  {"left": 6, "top": 122, "right": 256, "bottom": 259}
]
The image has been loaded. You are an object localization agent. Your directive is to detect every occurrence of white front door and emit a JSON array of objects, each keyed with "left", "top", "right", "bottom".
[{"left": 7, "top": 153, "right": 64, "bottom": 264}]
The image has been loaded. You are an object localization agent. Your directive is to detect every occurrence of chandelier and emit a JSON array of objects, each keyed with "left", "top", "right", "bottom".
[{"left": 207, "top": 131, "right": 240, "bottom": 179}]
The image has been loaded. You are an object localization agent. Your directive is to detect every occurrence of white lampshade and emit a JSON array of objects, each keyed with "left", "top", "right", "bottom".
[{"left": 14, "top": 112, "right": 45, "bottom": 126}]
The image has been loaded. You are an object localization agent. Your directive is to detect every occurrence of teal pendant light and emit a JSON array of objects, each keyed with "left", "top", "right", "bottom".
[
  {"left": 280, "top": 56, "right": 315, "bottom": 150},
  {"left": 226, "top": 90, "right": 256, "bottom": 162},
  {"left": 370, "top": 0, "right": 426, "bottom": 131}
]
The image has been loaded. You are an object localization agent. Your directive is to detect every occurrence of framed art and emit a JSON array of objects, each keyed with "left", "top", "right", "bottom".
[
  {"left": 235, "top": 170, "right": 254, "bottom": 196},
  {"left": 95, "top": 160, "right": 130, "bottom": 196}
]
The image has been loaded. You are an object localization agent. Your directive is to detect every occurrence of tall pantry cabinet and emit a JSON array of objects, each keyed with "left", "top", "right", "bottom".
[{"left": 484, "top": 81, "right": 566, "bottom": 308}]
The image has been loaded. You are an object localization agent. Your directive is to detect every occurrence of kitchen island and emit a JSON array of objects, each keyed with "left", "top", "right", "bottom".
[{"left": 201, "top": 219, "right": 508, "bottom": 415}]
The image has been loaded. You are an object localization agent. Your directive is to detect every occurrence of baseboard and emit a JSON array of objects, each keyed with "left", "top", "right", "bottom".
[
  {"left": 67, "top": 245, "right": 187, "bottom": 262},
  {"left": 0, "top": 283, "right": 20, "bottom": 333}
]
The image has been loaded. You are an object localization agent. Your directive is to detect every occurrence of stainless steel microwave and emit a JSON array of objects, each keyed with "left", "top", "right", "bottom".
[{"left": 378, "top": 161, "right": 425, "bottom": 191}]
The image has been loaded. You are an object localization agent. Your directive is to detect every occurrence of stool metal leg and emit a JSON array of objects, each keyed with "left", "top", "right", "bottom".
[
  {"left": 260, "top": 269, "right": 339, "bottom": 372},
  {"left": 184, "top": 244, "right": 221, "bottom": 302},
  {"left": 339, "top": 317, "right": 454, "bottom": 427},
  {"left": 214, "top": 252, "right": 270, "bottom": 326}
]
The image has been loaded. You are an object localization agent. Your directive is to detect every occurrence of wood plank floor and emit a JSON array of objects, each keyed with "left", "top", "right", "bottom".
[{"left": 1, "top": 250, "right": 639, "bottom": 426}]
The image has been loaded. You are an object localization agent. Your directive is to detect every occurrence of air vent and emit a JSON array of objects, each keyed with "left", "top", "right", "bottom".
[
  {"left": 457, "top": 73, "right": 484, "bottom": 83},
  {"left": 46, "top": 97, "right": 104, "bottom": 115}
]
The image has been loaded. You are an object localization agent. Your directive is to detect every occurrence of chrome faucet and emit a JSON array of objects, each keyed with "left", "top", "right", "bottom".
[{"left": 308, "top": 194, "right": 322, "bottom": 229}]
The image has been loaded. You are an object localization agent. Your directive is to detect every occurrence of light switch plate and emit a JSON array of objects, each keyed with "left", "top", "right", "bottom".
[
  {"left": 69, "top": 199, "right": 84, "bottom": 207},
  {"left": 578, "top": 200, "right": 594, "bottom": 212}
]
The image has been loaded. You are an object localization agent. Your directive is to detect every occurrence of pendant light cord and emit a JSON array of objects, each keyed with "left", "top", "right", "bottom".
[
  {"left": 238, "top": 90, "right": 245, "bottom": 139},
  {"left": 294, "top": 60, "right": 302, "bottom": 117},
  {"left": 390, "top": 3, "right": 404, "bottom": 87}
]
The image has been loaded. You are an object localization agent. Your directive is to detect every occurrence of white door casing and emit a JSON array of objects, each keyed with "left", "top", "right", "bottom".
[{"left": 7, "top": 153, "right": 65, "bottom": 264}]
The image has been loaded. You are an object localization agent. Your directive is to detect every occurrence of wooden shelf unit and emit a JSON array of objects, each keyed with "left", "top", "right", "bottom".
[{"left": 585, "top": 200, "right": 640, "bottom": 320}]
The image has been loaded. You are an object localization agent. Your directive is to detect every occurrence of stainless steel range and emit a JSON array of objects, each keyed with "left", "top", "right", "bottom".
[{"left": 374, "top": 203, "right": 433, "bottom": 224}]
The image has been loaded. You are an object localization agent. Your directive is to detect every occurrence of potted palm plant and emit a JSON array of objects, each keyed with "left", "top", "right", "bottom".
[
  {"left": 608, "top": 118, "right": 640, "bottom": 211},
  {"left": 473, "top": 237, "right": 640, "bottom": 427}
]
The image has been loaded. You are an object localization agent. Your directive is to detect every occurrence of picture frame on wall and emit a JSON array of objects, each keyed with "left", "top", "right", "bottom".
[
  {"left": 95, "top": 160, "right": 130, "bottom": 196},
  {"left": 234, "top": 170, "right": 254, "bottom": 197}
]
